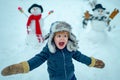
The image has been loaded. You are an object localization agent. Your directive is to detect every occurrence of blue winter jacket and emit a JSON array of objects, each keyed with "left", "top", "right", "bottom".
[{"left": 27, "top": 44, "right": 92, "bottom": 80}]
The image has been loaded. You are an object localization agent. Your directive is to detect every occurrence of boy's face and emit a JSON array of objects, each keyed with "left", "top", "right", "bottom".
[{"left": 54, "top": 31, "right": 69, "bottom": 49}]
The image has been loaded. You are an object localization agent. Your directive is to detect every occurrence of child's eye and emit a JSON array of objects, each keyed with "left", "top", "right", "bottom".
[
  {"left": 58, "top": 35, "right": 61, "bottom": 38},
  {"left": 64, "top": 35, "right": 67, "bottom": 37}
]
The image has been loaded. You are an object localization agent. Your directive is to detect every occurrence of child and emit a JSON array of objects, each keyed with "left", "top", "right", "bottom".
[{"left": 1, "top": 21, "right": 105, "bottom": 80}]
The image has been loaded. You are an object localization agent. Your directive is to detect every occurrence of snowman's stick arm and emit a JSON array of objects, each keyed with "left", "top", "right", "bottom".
[
  {"left": 107, "top": 8, "right": 119, "bottom": 25},
  {"left": 18, "top": 7, "right": 28, "bottom": 18},
  {"left": 22, "top": 13, "right": 28, "bottom": 18},
  {"left": 109, "top": 8, "right": 119, "bottom": 19},
  {"left": 43, "top": 15, "right": 49, "bottom": 19},
  {"left": 43, "top": 10, "right": 54, "bottom": 20}
]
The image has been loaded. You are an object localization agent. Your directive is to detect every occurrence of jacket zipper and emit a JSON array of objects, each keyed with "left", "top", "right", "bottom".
[{"left": 61, "top": 50, "right": 67, "bottom": 80}]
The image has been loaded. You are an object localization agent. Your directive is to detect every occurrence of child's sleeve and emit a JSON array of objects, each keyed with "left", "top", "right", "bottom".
[
  {"left": 27, "top": 46, "right": 49, "bottom": 71},
  {"left": 88, "top": 57, "right": 96, "bottom": 67},
  {"left": 1, "top": 45, "right": 50, "bottom": 76},
  {"left": 72, "top": 50, "right": 96, "bottom": 67}
]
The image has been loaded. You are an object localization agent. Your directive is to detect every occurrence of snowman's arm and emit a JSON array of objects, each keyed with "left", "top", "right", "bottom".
[
  {"left": 107, "top": 8, "right": 119, "bottom": 25},
  {"left": 109, "top": 8, "right": 119, "bottom": 19},
  {"left": 82, "top": 19, "right": 88, "bottom": 28},
  {"left": 43, "top": 10, "right": 54, "bottom": 20},
  {"left": 82, "top": 12, "right": 93, "bottom": 28},
  {"left": 83, "top": 11, "right": 93, "bottom": 20}
]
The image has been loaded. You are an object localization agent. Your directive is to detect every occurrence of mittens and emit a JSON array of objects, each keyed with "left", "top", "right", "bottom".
[
  {"left": 1, "top": 61, "right": 29, "bottom": 76},
  {"left": 89, "top": 57, "right": 105, "bottom": 68},
  {"left": 94, "top": 59, "right": 105, "bottom": 68}
]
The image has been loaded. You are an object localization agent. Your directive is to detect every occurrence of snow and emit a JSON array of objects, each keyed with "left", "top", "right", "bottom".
[{"left": 0, "top": 0, "right": 120, "bottom": 80}]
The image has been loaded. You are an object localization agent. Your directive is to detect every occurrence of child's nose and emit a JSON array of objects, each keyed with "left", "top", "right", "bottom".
[{"left": 60, "top": 36, "right": 64, "bottom": 40}]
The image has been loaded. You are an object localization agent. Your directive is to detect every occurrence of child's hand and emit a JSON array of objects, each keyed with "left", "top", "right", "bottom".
[
  {"left": 1, "top": 62, "right": 29, "bottom": 76},
  {"left": 94, "top": 59, "right": 105, "bottom": 68},
  {"left": 1, "top": 63, "right": 24, "bottom": 76}
]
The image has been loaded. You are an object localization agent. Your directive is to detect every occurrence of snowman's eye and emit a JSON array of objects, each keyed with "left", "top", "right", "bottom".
[
  {"left": 101, "top": 10, "right": 103, "bottom": 13},
  {"left": 98, "top": 10, "right": 100, "bottom": 12},
  {"left": 36, "top": 7, "right": 39, "bottom": 9},
  {"left": 98, "top": 10, "right": 103, "bottom": 13}
]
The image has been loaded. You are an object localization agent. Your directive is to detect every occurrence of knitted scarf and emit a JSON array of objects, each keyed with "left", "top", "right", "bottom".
[{"left": 27, "top": 14, "right": 42, "bottom": 35}]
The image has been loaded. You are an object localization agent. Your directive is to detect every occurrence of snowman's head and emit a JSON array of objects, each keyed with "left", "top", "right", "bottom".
[
  {"left": 28, "top": 4, "right": 43, "bottom": 15},
  {"left": 92, "top": 4, "right": 106, "bottom": 17},
  {"left": 93, "top": 8, "right": 105, "bottom": 17}
]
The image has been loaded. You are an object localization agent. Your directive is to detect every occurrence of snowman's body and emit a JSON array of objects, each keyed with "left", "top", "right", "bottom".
[
  {"left": 91, "top": 20, "right": 106, "bottom": 32},
  {"left": 90, "top": 8, "right": 108, "bottom": 32},
  {"left": 86, "top": 20, "right": 108, "bottom": 44},
  {"left": 29, "top": 20, "right": 35, "bottom": 34}
]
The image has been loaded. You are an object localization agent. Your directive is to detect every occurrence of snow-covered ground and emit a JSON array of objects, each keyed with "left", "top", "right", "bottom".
[{"left": 0, "top": 0, "right": 120, "bottom": 80}]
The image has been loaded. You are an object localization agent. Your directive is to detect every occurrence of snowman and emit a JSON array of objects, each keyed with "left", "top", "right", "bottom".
[
  {"left": 92, "top": 4, "right": 110, "bottom": 32},
  {"left": 83, "top": 4, "right": 119, "bottom": 31},
  {"left": 82, "top": 4, "right": 119, "bottom": 44},
  {"left": 26, "top": 4, "right": 44, "bottom": 45},
  {"left": 82, "top": 4, "right": 110, "bottom": 44},
  {"left": 83, "top": 4, "right": 110, "bottom": 31}
]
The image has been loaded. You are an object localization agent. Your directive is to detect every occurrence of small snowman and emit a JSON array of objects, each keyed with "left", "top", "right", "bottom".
[
  {"left": 82, "top": 4, "right": 119, "bottom": 44},
  {"left": 83, "top": 4, "right": 110, "bottom": 31},
  {"left": 91, "top": 4, "right": 109, "bottom": 32},
  {"left": 26, "top": 4, "right": 44, "bottom": 44},
  {"left": 83, "top": 4, "right": 119, "bottom": 32},
  {"left": 82, "top": 4, "right": 110, "bottom": 44}
]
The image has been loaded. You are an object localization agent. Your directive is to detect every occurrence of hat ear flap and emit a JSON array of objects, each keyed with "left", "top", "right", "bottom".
[
  {"left": 48, "top": 34, "right": 56, "bottom": 53},
  {"left": 67, "top": 40, "right": 79, "bottom": 52},
  {"left": 67, "top": 41, "right": 74, "bottom": 52},
  {"left": 67, "top": 33, "right": 79, "bottom": 52},
  {"left": 69, "top": 33, "right": 78, "bottom": 43}
]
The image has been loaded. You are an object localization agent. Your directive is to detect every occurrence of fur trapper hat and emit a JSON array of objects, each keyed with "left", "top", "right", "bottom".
[{"left": 47, "top": 21, "right": 79, "bottom": 53}]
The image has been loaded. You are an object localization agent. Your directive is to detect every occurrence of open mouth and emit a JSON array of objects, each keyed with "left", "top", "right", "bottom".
[{"left": 59, "top": 42, "right": 65, "bottom": 46}]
